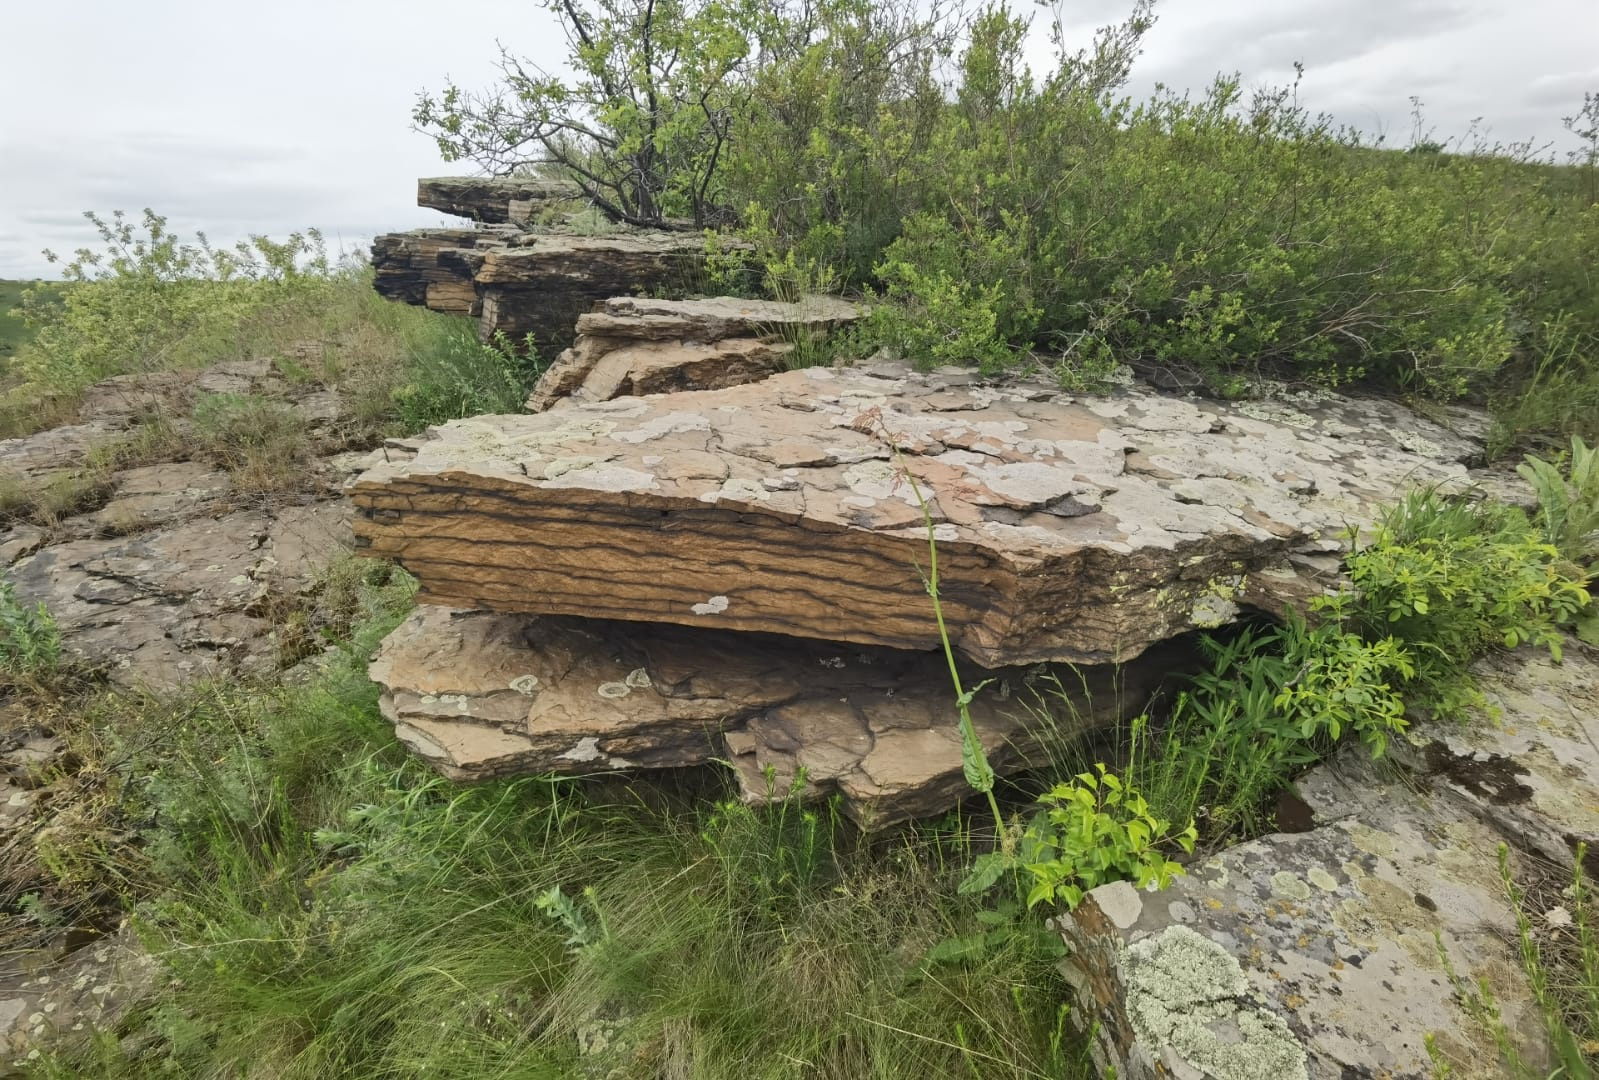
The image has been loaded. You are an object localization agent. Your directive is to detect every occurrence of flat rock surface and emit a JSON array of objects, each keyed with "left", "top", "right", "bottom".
[
  {"left": 1395, "top": 644, "right": 1599, "bottom": 874},
  {"left": 370, "top": 604, "right": 1186, "bottom": 828},
  {"left": 7, "top": 503, "right": 352, "bottom": 690},
  {"left": 417, "top": 175, "right": 577, "bottom": 224},
  {"left": 352, "top": 364, "right": 1484, "bottom": 667}
]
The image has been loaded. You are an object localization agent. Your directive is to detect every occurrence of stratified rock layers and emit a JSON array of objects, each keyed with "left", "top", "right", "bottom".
[
  {"left": 370, "top": 227, "right": 728, "bottom": 350},
  {"left": 369, "top": 604, "right": 1189, "bottom": 827},
  {"left": 351, "top": 364, "right": 1475, "bottom": 668},
  {"left": 525, "top": 295, "right": 863, "bottom": 411}
]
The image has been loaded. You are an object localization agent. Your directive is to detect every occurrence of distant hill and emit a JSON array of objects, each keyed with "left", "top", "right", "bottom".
[{"left": 0, "top": 279, "right": 61, "bottom": 361}]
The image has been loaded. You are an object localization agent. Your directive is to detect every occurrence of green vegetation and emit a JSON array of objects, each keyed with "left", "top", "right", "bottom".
[
  {"left": 0, "top": 211, "right": 538, "bottom": 526},
  {"left": 0, "top": 279, "right": 60, "bottom": 360},
  {"left": 1017, "top": 765, "right": 1194, "bottom": 910},
  {"left": 21, "top": 567, "right": 1085, "bottom": 1079},
  {"left": 0, "top": 577, "right": 62, "bottom": 690},
  {"left": 3, "top": 3, "right": 1598, "bottom": 1074},
  {"left": 418, "top": 0, "right": 1599, "bottom": 425}
]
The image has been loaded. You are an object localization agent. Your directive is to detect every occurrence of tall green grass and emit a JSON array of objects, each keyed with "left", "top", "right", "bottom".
[{"left": 25, "top": 567, "right": 1088, "bottom": 1079}]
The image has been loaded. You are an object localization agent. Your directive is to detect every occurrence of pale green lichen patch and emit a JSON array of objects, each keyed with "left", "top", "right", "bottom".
[
  {"left": 1347, "top": 822, "right": 1396, "bottom": 858},
  {"left": 1396, "top": 431, "right": 1442, "bottom": 456},
  {"left": 1190, "top": 592, "right": 1241, "bottom": 629},
  {"left": 1270, "top": 872, "right": 1312, "bottom": 901},
  {"left": 1122, "top": 925, "right": 1309, "bottom": 1080},
  {"left": 1306, "top": 867, "right": 1339, "bottom": 892}
]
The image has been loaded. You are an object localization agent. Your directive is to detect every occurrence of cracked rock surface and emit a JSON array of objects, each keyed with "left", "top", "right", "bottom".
[
  {"left": 352, "top": 363, "right": 1491, "bottom": 667},
  {"left": 1058, "top": 640, "right": 1599, "bottom": 1079}
]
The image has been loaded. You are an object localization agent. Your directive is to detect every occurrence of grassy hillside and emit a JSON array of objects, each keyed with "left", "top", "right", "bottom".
[{"left": 0, "top": 279, "right": 61, "bottom": 362}]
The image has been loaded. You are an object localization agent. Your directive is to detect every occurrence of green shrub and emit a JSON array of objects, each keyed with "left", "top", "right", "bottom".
[
  {"left": 0, "top": 578, "right": 62, "bottom": 685},
  {"left": 1017, "top": 764, "right": 1195, "bottom": 910},
  {"left": 1341, "top": 489, "right": 1591, "bottom": 714},
  {"left": 15, "top": 210, "right": 334, "bottom": 394},
  {"left": 1272, "top": 609, "right": 1415, "bottom": 757},
  {"left": 385, "top": 327, "right": 537, "bottom": 432},
  {"left": 1518, "top": 436, "right": 1599, "bottom": 568}
]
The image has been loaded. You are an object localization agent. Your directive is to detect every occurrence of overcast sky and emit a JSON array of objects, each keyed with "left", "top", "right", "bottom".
[{"left": 1, "top": 0, "right": 1594, "bottom": 280}]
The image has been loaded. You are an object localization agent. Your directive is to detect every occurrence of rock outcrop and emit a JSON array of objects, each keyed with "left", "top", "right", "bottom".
[
  {"left": 7, "top": 503, "right": 352, "bottom": 690},
  {"left": 370, "top": 227, "right": 730, "bottom": 351},
  {"left": 369, "top": 603, "right": 1193, "bottom": 827},
  {"left": 525, "top": 295, "right": 863, "bottom": 410},
  {"left": 1056, "top": 641, "right": 1599, "bottom": 1079},
  {"left": 417, "top": 176, "right": 577, "bottom": 224},
  {"left": 371, "top": 178, "right": 747, "bottom": 350},
  {"left": 351, "top": 363, "right": 1480, "bottom": 668}
]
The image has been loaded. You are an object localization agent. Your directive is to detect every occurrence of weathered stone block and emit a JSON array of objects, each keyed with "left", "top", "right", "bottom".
[{"left": 351, "top": 364, "right": 1485, "bottom": 667}]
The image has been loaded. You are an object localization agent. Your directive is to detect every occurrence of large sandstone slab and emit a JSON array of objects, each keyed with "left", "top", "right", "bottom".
[
  {"left": 526, "top": 295, "right": 863, "bottom": 410},
  {"left": 351, "top": 365, "right": 1481, "bottom": 667},
  {"left": 369, "top": 604, "right": 1186, "bottom": 827}
]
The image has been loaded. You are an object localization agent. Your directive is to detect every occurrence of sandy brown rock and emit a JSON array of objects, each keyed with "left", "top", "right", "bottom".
[
  {"left": 93, "top": 462, "right": 231, "bottom": 533},
  {"left": 417, "top": 176, "right": 578, "bottom": 224},
  {"left": 352, "top": 365, "right": 1484, "bottom": 667},
  {"left": 370, "top": 604, "right": 1186, "bottom": 827},
  {"left": 525, "top": 295, "right": 863, "bottom": 410}
]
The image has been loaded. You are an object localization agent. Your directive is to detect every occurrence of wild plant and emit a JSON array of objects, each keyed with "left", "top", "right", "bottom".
[
  {"left": 1518, "top": 436, "right": 1599, "bottom": 569},
  {"left": 0, "top": 578, "right": 63, "bottom": 687}
]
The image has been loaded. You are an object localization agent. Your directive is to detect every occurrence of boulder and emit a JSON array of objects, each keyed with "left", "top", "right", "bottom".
[
  {"left": 526, "top": 295, "right": 864, "bottom": 410},
  {"left": 370, "top": 225, "right": 742, "bottom": 351},
  {"left": 1054, "top": 640, "right": 1599, "bottom": 1079},
  {"left": 350, "top": 364, "right": 1484, "bottom": 668},
  {"left": 1056, "top": 764, "right": 1545, "bottom": 1079},
  {"left": 417, "top": 176, "right": 577, "bottom": 224},
  {"left": 369, "top": 604, "right": 1190, "bottom": 828}
]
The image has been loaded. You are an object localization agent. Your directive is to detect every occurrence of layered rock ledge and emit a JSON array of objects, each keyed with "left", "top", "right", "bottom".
[
  {"left": 369, "top": 604, "right": 1189, "bottom": 827},
  {"left": 371, "top": 227, "right": 726, "bottom": 350},
  {"left": 526, "top": 295, "right": 863, "bottom": 410},
  {"left": 417, "top": 175, "right": 577, "bottom": 224},
  {"left": 351, "top": 364, "right": 1480, "bottom": 668}
]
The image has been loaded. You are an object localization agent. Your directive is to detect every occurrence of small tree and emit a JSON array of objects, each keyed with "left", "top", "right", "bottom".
[{"left": 414, "top": 0, "right": 794, "bottom": 229}]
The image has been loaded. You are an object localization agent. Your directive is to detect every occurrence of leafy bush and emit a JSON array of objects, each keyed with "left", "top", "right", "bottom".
[
  {"left": 1341, "top": 489, "right": 1591, "bottom": 714},
  {"left": 385, "top": 327, "right": 537, "bottom": 432},
  {"left": 1272, "top": 610, "right": 1415, "bottom": 757},
  {"left": 0, "top": 578, "right": 62, "bottom": 686},
  {"left": 1017, "top": 764, "right": 1195, "bottom": 910},
  {"left": 14, "top": 210, "right": 333, "bottom": 395},
  {"left": 1518, "top": 436, "right": 1599, "bottom": 568}
]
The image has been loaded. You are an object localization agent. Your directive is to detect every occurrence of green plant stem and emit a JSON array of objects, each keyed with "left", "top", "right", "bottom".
[{"left": 895, "top": 451, "right": 1006, "bottom": 841}]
